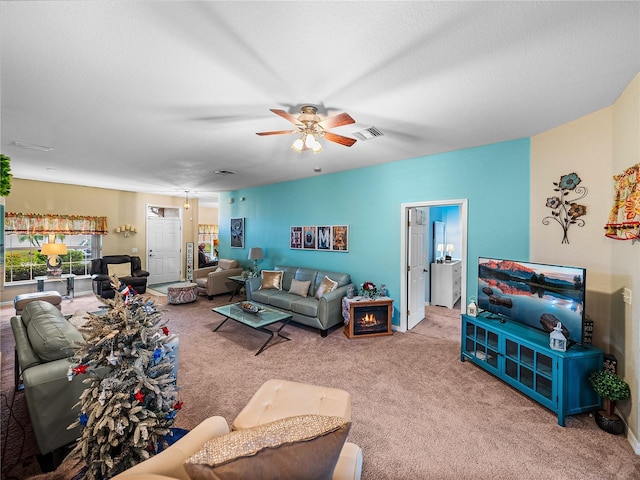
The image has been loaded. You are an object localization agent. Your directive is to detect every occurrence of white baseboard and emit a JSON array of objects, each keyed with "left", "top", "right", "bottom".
[{"left": 627, "top": 426, "right": 640, "bottom": 454}]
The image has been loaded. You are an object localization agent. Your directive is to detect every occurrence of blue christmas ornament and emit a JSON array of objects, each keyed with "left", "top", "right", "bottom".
[
  {"left": 80, "top": 412, "right": 88, "bottom": 426},
  {"left": 153, "top": 346, "right": 163, "bottom": 362},
  {"left": 166, "top": 410, "right": 177, "bottom": 420}
]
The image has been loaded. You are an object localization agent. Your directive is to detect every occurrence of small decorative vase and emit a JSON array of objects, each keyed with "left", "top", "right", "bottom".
[
  {"left": 347, "top": 286, "right": 354, "bottom": 299},
  {"left": 379, "top": 284, "right": 387, "bottom": 297}
]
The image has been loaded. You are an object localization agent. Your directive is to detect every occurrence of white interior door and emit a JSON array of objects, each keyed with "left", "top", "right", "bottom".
[
  {"left": 408, "top": 208, "right": 426, "bottom": 329},
  {"left": 147, "top": 217, "right": 181, "bottom": 284}
]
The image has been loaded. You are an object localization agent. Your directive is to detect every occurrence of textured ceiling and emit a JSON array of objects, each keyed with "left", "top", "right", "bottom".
[{"left": 2, "top": 1, "right": 639, "bottom": 207}]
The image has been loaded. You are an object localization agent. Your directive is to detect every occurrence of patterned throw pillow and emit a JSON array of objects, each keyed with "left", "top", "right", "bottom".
[
  {"left": 289, "top": 278, "right": 311, "bottom": 297},
  {"left": 260, "top": 270, "right": 283, "bottom": 290},
  {"left": 184, "top": 415, "right": 351, "bottom": 480},
  {"left": 315, "top": 276, "right": 338, "bottom": 299}
]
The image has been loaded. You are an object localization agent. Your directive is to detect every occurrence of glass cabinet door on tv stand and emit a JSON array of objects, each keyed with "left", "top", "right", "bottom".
[{"left": 461, "top": 314, "right": 603, "bottom": 426}]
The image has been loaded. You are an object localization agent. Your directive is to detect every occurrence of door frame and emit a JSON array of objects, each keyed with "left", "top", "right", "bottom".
[{"left": 398, "top": 199, "right": 468, "bottom": 333}]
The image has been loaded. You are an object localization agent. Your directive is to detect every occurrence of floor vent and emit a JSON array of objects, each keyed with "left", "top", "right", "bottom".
[{"left": 353, "top": 126, "right": 384, "bottom": 141}]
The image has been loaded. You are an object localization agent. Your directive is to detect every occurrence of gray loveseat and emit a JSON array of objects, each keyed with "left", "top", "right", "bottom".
[{"left": 246, "top": 265, "right": 353, "bottom": 337}]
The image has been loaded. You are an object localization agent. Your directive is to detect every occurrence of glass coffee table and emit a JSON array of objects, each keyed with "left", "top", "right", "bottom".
[{"left": 212, "top": 302, "right": 292, "bottom": 355}]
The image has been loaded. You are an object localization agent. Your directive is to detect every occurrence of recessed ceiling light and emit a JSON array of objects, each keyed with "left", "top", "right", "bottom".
[
  {"left": 214, "top": 170, "right": 235, "bottom": 175},
  {"left": 313, "top": 167, "right": 322, "bottom": 173},
  {"left": 12, "top": 141, "right": 53, "bottom": 152}
]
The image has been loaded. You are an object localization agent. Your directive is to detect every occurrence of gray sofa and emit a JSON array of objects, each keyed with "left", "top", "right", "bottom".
[
  {"left": 246, "top": 265, "right": 353, "bottom": 337},
  {"left": 10, "top": 299, "right": 179, "bottom": 456}
]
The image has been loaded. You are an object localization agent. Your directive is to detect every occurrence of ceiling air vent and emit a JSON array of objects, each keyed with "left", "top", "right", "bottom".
[
  {"left": 352, "top": 126, "right": 384, "bottom": 141},
  {"left": 214, "top": 170, "right": 235, "bottom": 175}
]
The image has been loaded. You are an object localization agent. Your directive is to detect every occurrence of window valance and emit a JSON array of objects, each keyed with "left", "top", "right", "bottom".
[
  {"left": 5, "top": 212, "right": 109, "bottom": 235},
  {"left": 198, "top": 224, "right": 218, "bottom": 234},
  {"left": 604, "top": 163, "right": 640, "bottom": 241}
]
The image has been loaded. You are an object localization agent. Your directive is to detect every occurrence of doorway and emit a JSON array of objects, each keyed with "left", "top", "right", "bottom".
[
  {"left": 146, "top": 205, "right": 182, "bottom": 285},
  {"left": 399, "top": 199, "right": 468, "bottom": 333}
]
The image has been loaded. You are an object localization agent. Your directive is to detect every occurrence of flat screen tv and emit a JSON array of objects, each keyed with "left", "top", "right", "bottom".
[{"left": 477, "top": 257, "right": 586, "bottom": 345}]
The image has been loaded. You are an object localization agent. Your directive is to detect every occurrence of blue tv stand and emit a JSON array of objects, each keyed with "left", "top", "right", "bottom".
[{"left": 461, "top": 314, "right": 603, "bottom": 426}]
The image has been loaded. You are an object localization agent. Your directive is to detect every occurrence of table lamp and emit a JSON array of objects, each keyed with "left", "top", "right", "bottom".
[
  {"left": 41, "top": 242, "right": 67, "bottom": 276},
  {"left": 248, "top": 247, "right": 264, "bottom": 277},
  {"left": 445, "top": 244, "right": 454, "bottom": 262}
]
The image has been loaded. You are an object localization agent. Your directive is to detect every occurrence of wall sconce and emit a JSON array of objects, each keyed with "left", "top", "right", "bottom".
[
  {"left": 184, "top": 190, "right": 191, "bottom": 210},
  {"left": 115, "top": 224, "right": 137, "bottom": 237}
]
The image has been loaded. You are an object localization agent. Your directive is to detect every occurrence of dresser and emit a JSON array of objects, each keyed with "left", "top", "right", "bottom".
[{"left": 430, "top": 260, "right": 461, "bottom": 309}]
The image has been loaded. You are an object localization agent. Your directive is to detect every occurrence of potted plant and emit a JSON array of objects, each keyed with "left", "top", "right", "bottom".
[
  {"left": 0, "top": 154, "right": 12, "bottom": 197},
  {"left": 588, "top": 369, "right": 630, "bottom": 435}
]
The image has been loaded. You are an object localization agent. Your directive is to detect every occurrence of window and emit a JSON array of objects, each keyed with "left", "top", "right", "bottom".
[
  {"left": 3, "top": 212, "right": 108, "bottom": 283},
  {"left": 4, "top": 233, "right": 102, "bottom": 283}
]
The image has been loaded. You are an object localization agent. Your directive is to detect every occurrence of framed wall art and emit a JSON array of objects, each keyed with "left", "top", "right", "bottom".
[
  {"left": 290, "top": 226, "right": 302, "bottom": 249},
  {"left": 332, "top": 225, "right": 348, "bottom": 251},
  {"left": 290, "top": 225, "right": 348, "bottom": 252},
  {"left": 303, "top": 226, "right": 317, "bottom": 249},
  {"left": 230, "top": 217, "right": 245, "bottom": 248}
]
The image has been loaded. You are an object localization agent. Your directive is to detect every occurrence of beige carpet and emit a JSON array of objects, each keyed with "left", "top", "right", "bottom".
[{"left": 2, "top": 293, "right": 640, "bottom": 479}]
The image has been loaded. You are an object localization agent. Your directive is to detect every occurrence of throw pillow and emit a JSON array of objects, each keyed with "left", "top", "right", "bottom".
[
  {"left": 289, "top": 278, "right": 311, "bottom": 297},
  {"left": 260, "top": 270, "right": 283, "bottom": 290},
  {"left": 315, "top": 276, "right": 338, "bottom": 299},
  {"left": 184, "top": 415, "right": 350, "bottom": 480},
  {"left": 107, "top": 262, "right": 131, "bottom": 278}
]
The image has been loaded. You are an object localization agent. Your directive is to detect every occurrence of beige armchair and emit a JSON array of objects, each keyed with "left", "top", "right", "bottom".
[{"left": 194, "top": 258, "right": 243, "bottom": 300}]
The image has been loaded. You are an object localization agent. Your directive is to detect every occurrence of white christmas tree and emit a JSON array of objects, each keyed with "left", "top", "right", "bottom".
[{"left": 68, "top": 281, "right": 181, "bottom": 479}]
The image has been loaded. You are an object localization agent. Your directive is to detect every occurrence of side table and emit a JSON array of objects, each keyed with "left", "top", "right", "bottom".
[
  {"left": 35, "top": 274, "right": 75, "bottom": 299},
  {"left": 228, "top": 275, "right": 247, "bottom": 301}
]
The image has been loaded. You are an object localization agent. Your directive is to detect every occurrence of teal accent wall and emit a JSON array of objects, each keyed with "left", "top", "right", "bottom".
[{"left": 218, "top": 138, "right": 530, "bottom": 326}]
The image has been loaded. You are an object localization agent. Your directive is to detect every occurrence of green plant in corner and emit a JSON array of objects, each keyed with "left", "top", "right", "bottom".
[
  {"left": 588, "top": 369, "right": 630, "bottom": 435},
  {"left": 0, "top": 154, "right": 12, "bottom": 197}
]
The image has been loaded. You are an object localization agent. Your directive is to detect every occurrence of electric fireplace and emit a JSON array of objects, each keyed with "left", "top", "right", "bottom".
[{"left": 344, "top": 298, "right": 393, "bottom": 338}]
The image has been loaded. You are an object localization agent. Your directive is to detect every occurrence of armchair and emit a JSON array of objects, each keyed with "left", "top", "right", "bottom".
[
  {"left": 90, "top": 255, "right": 149, "bottom": 298},
  {"left": 194, "top": 258, "right": 243, "bottom": 300}
]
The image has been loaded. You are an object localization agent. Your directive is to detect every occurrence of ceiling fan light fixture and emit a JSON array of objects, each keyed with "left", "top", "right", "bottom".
[
  {"left": 291, "top": 136, "right": 305, "bottom": 153},
  {"left": 311, "top": 138, "right": 323, "bottom": 154}
]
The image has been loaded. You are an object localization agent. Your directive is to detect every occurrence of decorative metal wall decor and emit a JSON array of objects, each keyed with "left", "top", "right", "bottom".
[{"left": 542, "top": 172, "right": 588, "bottom": 244}]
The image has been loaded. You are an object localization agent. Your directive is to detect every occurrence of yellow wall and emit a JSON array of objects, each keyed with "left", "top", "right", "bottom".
[
  {"left": 612, "top": 72, "right": 640, "bottom": 448},
  {"left": 5, "top": 178, "right": 199, "bottom": 272},
  {"left": 199, "top": 206, "right": 219, "bottom": 225},
  {"left": 531, "top": 72, "right": 640, "bottom": 449}
]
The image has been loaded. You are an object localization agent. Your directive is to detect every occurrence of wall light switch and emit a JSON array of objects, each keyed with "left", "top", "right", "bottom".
[
  {"left": 132, "top": 247, "right": 138, "bottom": 253},
  {"left": 623, "top": 287, "right": 632, "bottom": 305}
]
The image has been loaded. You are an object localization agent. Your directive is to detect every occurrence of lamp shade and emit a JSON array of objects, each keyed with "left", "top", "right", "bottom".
[
  {"left": 41, "top": 243, "right": 68, "bottom": 255},
  {"left": 446, "top": 244, "right": 455, "bottom": 253},
  {"left": 248, "top": 247, "right": 264, "bottom": 261}
]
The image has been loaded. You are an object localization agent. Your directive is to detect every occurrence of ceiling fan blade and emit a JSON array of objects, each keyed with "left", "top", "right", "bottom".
[
  {"left": 255, "top": 130, "right": 298, "bottom": 136},
  {"left": 317, "top": 112, "right": 355, "bottom": 130},
  {"left": 323, "top": 132, "right": 357, "bottom": 147},
  {"left": 270, "top": 109, "right": 303, "bottom": 125}
]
